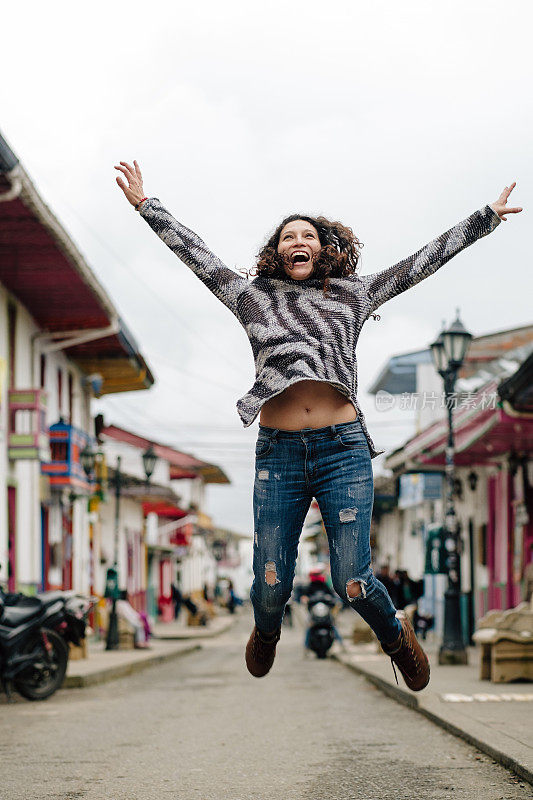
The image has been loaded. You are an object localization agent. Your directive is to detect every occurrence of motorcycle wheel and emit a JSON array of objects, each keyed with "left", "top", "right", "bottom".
[
  {"left": 316, "top": 650, "right": 328, "bottom": 659},
  {"left": 14, "top": 629, "right": 68, "bottom": 701}
]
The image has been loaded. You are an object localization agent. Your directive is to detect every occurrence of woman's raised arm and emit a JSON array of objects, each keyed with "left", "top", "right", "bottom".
[
  {"left": 360, "top": 183, "right": 522, "bottom": 317},
  {"left": 115, "top": 160, "right": 248, "bottom": 317}
]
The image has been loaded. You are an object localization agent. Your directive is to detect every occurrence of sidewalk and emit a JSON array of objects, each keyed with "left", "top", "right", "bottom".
[
  {"left": 153, "top": 613, "right": 235, "bottom": 640},
  {"left": 64, "top": 613, "right": 236, "bottom": 689},
  {"left": 64, "top": 638, "right": 200, "bottom": 688},
  {"left": 333, "top": 634, "right": 533, "bottom": 785}
]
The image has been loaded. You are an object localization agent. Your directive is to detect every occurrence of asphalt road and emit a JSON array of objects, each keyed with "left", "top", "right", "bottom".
[{"left": 1, "top": 612, "right": 530, "bottom": 800}]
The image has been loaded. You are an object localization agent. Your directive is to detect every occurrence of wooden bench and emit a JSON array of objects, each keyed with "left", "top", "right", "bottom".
[{"left": 473, "top": 601, "right": 533, "bottom": 683}]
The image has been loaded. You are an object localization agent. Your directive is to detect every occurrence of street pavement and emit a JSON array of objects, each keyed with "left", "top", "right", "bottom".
[
  {"left": 1, "top": 612, "right": 531, "bottom": 800},
  {"left": 152, "top": 614, "right": 235, "bottom": 640}
]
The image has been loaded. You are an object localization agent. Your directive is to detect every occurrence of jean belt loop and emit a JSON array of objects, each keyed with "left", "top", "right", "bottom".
[
  {"left": 271, "top": 428, "right": 279, "bottom": 440},
  {"left": 331, "top": 424, "right": 337, "bottom": 438}
]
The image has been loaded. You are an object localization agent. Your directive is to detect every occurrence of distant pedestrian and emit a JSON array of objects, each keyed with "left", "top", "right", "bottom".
[
  {"left": 116, "top": 594, "right": 151, "bottom": 649},
  {"left": 227, "top": 580, "right": 243, "bottom": 614},
  {"left": 394, "top": 569, "right": 423, "bottom": 611},
  {"left": 171, "top": 581, "right": 183, "bottom": 620},
  {"left": 376, "top": 564, "right": 399, "bottom": 607},
  {"left": 116, "top": 159, "right": 521, "bottom": 693}
]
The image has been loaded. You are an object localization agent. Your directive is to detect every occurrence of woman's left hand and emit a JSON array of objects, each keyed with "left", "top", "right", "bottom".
[{"left": 490, "top": 182, "right": 523, "bottom": 221}]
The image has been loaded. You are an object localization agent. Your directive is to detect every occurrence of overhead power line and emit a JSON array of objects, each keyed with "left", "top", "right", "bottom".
[
  {"left": 147, "top": 350, "right": 250, "bottom": 396},
  {"left": 46, "top": 184, "right": 251, "bottom": 380}
]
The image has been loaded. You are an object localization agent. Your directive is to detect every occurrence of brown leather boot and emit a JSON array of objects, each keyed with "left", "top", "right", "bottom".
[
  {"left": 245, "top": 625, "right": 281, "bottom": 678},
  {"left": 381, "top": 610, "right": 430, "bottom": 692}
]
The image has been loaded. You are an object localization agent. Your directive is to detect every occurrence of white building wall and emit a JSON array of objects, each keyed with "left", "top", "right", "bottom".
[
  {"left": 236, "top": 539, "right": 254, "bottom": 598},
  {"left": 375, "top": 492, "right": 445, "bottom": 581},
  {"left": 189, "top": 479, "right": 205, "bottom": 509},
  {"left": 181, "top": 534, "right": 216, "bottom": 595},
  {"left": 101, "top": 437, "right": 171, "bottom": 486},
  {"left": 0, "top": 284, "right": 7, "bottom": 584},
  {"left": 415, "top": 362, "right": 445, "bottom": 432},
  {"left": 0, "top": 282, "right": 95, "bottom": 592},
  {"left": 72, "top": 497, "right": 91, "bottom": 594},
  {"left": 11, "top": 303, "right": 41, "bottom": 588},
  {"left": 170, "top": 477, "right": 198, "bottom": 511},
  {"left": 98, "top": 495, "right": 144, "bottom": 594}
]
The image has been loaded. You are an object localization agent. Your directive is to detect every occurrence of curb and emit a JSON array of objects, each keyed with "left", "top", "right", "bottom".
[
  {"left": 333, "top": 652, "right": 533, "bottom": 786},
  {"left": 153, "top": 616, "right": 235, "bottom": 640},
  {"left": 63, "top": 643, "right": 201, "bottom": 689}
]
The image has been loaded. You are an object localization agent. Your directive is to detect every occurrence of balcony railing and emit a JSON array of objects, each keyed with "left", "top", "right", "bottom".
[
  {"left": 8, "top": 389, "right": 50, "bottom": 461},
  {"left": 41, "top": 420, "right": 96, "bottom": 493}
]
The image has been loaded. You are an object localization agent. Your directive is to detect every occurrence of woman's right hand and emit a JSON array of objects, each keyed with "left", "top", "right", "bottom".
[{"left": 114, "top": 160, "right": 145, "bottom": 207}]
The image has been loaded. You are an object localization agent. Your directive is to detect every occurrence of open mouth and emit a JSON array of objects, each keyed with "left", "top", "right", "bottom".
[{"left": 291, "top": 252, "right": 311, "bottom": 265}]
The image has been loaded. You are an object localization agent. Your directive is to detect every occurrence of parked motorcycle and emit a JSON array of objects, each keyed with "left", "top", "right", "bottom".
[
  {"left": 305, "top": 590, "right": 338, "bottom": 659},
  {"left": 0, "top": 590, "right": 94, "bottom": 701},
  {"left": 0, "top": 592, "right": 68, "bottom": 701},
  {"left": 37, "top": 591, "right": 95, "bottom": 649}
]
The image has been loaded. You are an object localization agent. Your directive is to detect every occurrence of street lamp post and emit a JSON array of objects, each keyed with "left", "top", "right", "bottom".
[
  {"left": 430, "top": 309, "right": 472, "bottom": 665},
  {"left": 142, "top": 445, "right": 157, "bottom": 489},
  {"left": 81, "top": 441, "right": 158, "bottom": 651}
]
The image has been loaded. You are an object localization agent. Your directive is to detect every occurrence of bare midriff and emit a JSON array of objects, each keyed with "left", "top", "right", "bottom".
[{"left": 259, "top": 380, "right": 358, "bottom": 430}]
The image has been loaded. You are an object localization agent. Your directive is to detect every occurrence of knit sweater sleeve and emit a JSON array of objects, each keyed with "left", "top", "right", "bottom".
[
  {"left": 139, "top": 198, "right": 248, "bottom": 317},
  {"left": 359, "top": 205, "right": 501, "bottom": 315}
]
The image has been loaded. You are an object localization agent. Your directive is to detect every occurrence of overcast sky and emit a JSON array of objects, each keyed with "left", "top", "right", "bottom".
[{"left": 2, "top": 0, "right": 531, "bottom": 533}]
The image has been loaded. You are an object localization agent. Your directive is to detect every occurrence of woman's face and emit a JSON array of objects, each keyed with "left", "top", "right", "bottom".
[{"left": 277, "top": 220, "right": 321, "bottom": 280}]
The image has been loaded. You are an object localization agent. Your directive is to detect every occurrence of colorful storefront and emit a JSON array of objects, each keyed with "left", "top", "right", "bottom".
[{"left": 387, "top": 367, "right": 533, "bottom": 621}]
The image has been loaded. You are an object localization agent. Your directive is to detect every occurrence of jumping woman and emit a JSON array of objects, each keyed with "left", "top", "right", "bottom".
[{"left": 115, "top": 161, "right": 522, "bottom": 691}]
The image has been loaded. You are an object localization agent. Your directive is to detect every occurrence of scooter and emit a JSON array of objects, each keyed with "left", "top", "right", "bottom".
[
  {"left": 2, "top": 589, "right": 95, "bottom": 644},
  {"left": 0, "top": 592, "right": 68, "bottom": 701},
  {"left": 305, "top": 590, "right": 338, "bottom": 659}
]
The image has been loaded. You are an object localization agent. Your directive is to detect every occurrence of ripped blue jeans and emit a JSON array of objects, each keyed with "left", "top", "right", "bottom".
[{"left": 250, "top": 419, "right": 401, "bottom": 645}]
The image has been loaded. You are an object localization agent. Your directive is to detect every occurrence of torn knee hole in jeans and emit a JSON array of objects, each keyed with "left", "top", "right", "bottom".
[
  {"left": 265, "top": 561, "right": 280, "bottom": 586},
  {"left": 339, "top": 507, "right": 358, "bottom": 522},
  {"left": 346, "top": 578, "right": 367, "bottom": 599}
]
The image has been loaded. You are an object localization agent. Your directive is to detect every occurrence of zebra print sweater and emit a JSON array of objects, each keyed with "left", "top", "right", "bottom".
[{"left": 139, "top": 200, "right": 501, "bottom": 458}]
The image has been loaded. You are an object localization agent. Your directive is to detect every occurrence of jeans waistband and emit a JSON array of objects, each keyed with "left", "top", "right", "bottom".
[{"left": 258, "top": 418, "right": 363, "bottom": 441}]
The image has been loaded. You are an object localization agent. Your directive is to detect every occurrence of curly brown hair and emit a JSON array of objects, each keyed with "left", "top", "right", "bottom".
[{"left": 254, "top": 214, "right": 364, "bottom": 296}]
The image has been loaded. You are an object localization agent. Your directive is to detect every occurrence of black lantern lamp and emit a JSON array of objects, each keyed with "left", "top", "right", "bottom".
[
  {"left": 430, "top": 322, "right": 447, "bottom": 374},
  {"left": 442, "top": 309, "right": 473, "bottom": 368},
  {"left": 80, "top": 444, "right": 97, "bottom": 482},
  {"left": 142, "top": 445, "right": 157, "bottom": 486},
  {"left": 467, "top": 471, "right": 478, "bottom": 492}
]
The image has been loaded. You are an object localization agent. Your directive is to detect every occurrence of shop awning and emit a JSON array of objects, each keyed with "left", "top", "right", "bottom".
[
  {"left": 386, "top": 376, "right": 533, "bottom": 471},
  {"left": 0, "top": 131, "right": 154, "bottom": 395},
  {"left": 142, "top": 501, "right": 188, "bottom": 520},
  {"left": 103, "top": 424, "right": 230, "bottom": 485}
]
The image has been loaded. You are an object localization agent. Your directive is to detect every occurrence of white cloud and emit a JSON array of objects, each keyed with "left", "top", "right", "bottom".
[{"left": 2, "top": 0, "right": 531, "bottom": 531}]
